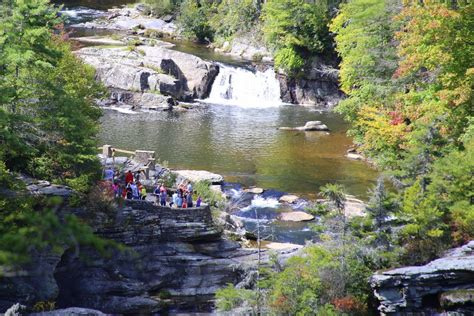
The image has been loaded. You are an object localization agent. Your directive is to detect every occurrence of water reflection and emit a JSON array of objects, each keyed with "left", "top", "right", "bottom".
[{"left": 99, "top": 104, "right": 378, "bottom": 199}]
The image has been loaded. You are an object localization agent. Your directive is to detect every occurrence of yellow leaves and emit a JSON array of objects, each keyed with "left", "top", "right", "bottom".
[
  {"left": 356, "top": 105, "right": 407, "bottom": 154},
  {"left": 394, "top": 3, "right": 461, "bottom": 78}
]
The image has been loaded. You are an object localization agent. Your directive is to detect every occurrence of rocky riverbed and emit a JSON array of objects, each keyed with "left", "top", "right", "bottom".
[{"left": 68, "top": 4, "right": 343, "bottom": 108}]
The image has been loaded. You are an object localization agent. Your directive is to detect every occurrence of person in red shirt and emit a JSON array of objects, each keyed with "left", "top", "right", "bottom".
[{"left": 125, "top": 170, "right": 134, "bottom": 184}]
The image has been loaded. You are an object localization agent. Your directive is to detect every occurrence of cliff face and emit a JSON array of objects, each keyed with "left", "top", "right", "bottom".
[
  {"left": 0, "top": 183, "right": 260, "bottom": 314},
  {"left": 371, "top": 241, "right": 474, "bottom": 315}
]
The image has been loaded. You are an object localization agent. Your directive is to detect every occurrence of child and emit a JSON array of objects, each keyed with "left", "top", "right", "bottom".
[
  {"left": 160, "top": 189, "right": 167, "bottom": 206},
  {"left": 140, "top": 185, "right": 147, "bottom": 200},
  {"left": 196, "top": 196, "right": 202, "bottom": 207},
  {"left": 182, "top": 193, "right": 188, "bottom": 208}
]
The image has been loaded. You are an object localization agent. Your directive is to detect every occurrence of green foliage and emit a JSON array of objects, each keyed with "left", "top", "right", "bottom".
[
  {"left": 331, "top": 0, "right": 474, "bottom": 264},
  {"left": 160, "top": 171, "right": 177, "bottom": 188},
  {"left": 0, "top": 0, "right": 104, "bottom": 190},
  {"left": 215, "top": 283, "right": 256, "bottom": 312},
  {"left": 209, "top": 0, "right": 259, "bottom": 40},
  {"left": 274, "top": 47, "right": 304, "bottom": 75},
  {"left": 143, "top": 0, "right": 182, "bottom": 16},
  {"left": 267, "top": 245, "right": 370, "bottom": 315},
  {"left": 319, "top": 183, "right": 346, "bottom": 212},
  {"left": 0, "top": 162, "right": 116, "bottom": 268},
  {"left": 177, "top": 0, "right": 214, "bottom": 42},
  {"left": 364, "top": 177, "right": 397, "bottom": 250},
  {"left": 193, "top": 180, "right": 225, "bottom": 206},
  {"left": 262, "top": 0, "right": 329, "bottom": 74},
  {"left": 0, "top": 0, "right": 115, "bottom": 270},
  {"left": 32, "top": 301, "right": 56, "bottom": 312}
]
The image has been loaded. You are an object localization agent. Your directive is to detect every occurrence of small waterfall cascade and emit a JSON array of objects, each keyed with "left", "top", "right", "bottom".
[{"left": 205, "top": 64, "right": 282, "bottom": 108}]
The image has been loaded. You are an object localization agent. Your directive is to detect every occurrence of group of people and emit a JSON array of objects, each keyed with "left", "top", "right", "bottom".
[
  {"left": 103, "top": 168, "right": 202, "bottom": 208},
  {"left": 154, "top": 181, "right": 202, "bottom": 208},
  {"left": 111, "top": 170, "right": 148, "bottom": 200}
]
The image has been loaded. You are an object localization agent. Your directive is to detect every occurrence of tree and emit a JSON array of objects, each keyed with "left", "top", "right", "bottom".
[
  {"left": 365, "top": 177, "right": 396, "bottom": 250},
  {"left": 177, "top": 0, "right": 214, "bottom": 42},
  {"left": 262, "top": 0, "right": 330, "bottom": 74},
  {"left": 0, "top": 0, "right": 104, "bottom": 189},
  {"left": 330, "top": 0, "right": 473, "bottom": 264},
  {"left": 0, "top": 0, "right": 111, "bottom": 269}
]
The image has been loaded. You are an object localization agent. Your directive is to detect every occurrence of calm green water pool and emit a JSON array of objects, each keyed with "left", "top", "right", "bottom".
[{"left": 99, "top": 104, "right": 378, "bottom": 199}]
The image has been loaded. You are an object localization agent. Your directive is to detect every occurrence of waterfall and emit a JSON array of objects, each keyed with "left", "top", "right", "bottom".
[{"left": 204, "top": 64, "right": 282, "bottom": 108}]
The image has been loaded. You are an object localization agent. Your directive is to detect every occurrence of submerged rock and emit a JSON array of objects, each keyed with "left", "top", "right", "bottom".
[
  {"left": 278, "top": 211, "right": 314, "bottom": 222},
  {"left": 244, "top": 187, "right": 264, "bottom": 194},
  {"left": 279, "top": 121, "right": 329, "bottom": 132},
  {"left": 279, "top": 194, "right": 300, "bottom": 204},
  {"left": 264, "top": 242, "right": 304, "bottom": 251},
  {"left": 371, "top": 241, "right": 474, "bottom": 315},
  {"left": 30, "top": 307, "right": 107, "bottom": 316}
]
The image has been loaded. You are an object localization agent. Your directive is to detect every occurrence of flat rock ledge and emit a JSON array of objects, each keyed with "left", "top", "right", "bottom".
[
  {"left": 174, "top": 169, "right": 224, "bottom": 184},
  {"left": 279, "top": 121, "right": 329, "bottom": 132},
  {"left": 370, "top": 241, "right": 474, "bottom": 315}
]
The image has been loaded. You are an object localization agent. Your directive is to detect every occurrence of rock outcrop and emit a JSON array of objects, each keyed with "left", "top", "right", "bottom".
[
  {"left": 370, "top": 241, "right": 474, "bottom": 315},
  {"left": 0, "top": 181, "right": 298, "bottom": 314},
  {"left": 277, "top": 56, "right": 343, "bottom": 107},
  {"left": 76, "top": 44, "right": 219, "bottom": 109}
]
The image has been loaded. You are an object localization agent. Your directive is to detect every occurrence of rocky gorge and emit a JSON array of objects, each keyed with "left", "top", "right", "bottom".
[{"left": 0, "top": 179, "right": 300, "bottom": 314}]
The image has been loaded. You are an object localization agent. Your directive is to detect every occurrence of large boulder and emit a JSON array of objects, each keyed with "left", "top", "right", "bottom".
[
  {"left": 370, "top": 241, "right": 474, "bottom": 315},
  {"left": 76, "top": 45, "right": 219, "bottom": 105}
]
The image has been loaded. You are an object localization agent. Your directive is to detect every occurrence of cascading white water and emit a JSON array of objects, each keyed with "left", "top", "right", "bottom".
[{"left": 204, "top": 64, "right": 282, "bottom": 108}]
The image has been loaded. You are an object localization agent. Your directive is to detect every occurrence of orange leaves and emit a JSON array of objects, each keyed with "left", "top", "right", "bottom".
[
  {"left": 332, "top": 296, "right": 366, "bottom": 313},
  {"left": 394, "top": 3, "right": 459, "bottom": 79}
]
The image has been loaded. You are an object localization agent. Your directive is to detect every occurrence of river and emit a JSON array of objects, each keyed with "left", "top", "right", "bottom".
[{"left": 58, "top": 2, "right": 378, "bottom": 245}]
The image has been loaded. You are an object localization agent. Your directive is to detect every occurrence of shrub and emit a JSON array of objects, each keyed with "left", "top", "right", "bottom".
[
  {"left": 193, "top": 180, "right": 225, "bottom": 206},
  {"left": 177, "top": 0, "right": 214, "bottom": 42},
  {"left": 215, "top": 283, "right": 256, "bottom": 311},
  {"left": 209, "top": 0, "right": 259, "bottom": 39},
  {"left": 262, "top": 0, "right": 330, "bottom": 74},
  {"left": 159, "top": 171, "right": 177, "bottom": 188},
  {"left": 274, "top": 47, "right": 305, "bottom": 75},
  {"left": 143, "top": 0, "right": 182, "bottom": 16}
]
